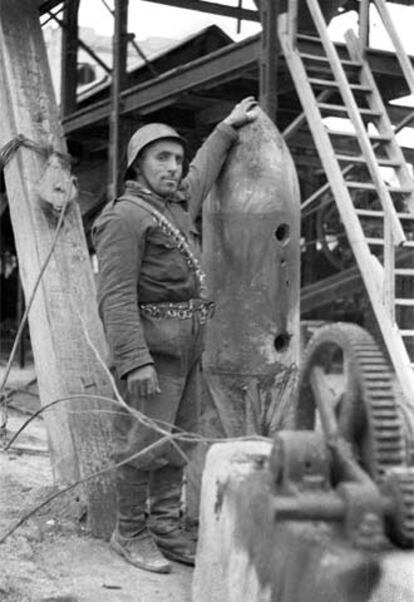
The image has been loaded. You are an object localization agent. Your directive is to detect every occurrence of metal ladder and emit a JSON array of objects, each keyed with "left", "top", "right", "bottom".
[{"left": 279, "top": 0, "right": 414, "bottom": 406}]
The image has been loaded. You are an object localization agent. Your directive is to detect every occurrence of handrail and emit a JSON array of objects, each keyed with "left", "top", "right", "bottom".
[{"left": 373, "top": 0, "right": 414, "bottom": 97}]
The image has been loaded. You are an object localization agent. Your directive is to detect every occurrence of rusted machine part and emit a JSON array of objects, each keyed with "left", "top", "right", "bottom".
[
  {"left": 202, "top": 107, "right": 301, "bottom": 436},
  {"left": 194, "top": 439, "right": 383, "bottom": 602},
  {"left": 287, "top": 321, "right": 414, "bottom": 549},
  {"left": 295, "top": 322, "right": 407, "bottom": 480},
  {"left": 268, "top": 431, "right": 389, "bottom": 551},
  {"left": 382, "top": 466, "right": 414, "bottom": 549}
]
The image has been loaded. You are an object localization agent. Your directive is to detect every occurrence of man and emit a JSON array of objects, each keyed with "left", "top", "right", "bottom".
[{"left": 93, "top": 97, "right": 257, "bottom": 574}]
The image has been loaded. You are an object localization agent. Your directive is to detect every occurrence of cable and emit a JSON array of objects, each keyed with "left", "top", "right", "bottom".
[{"left": 0, "top": 182, "right": 74, "bottom": 429}]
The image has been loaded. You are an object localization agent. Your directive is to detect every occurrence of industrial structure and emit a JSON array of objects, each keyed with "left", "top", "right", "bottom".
[
  {"left": 2, "top": 0, "right": 414, "bottom": 358},
  {"left": 1, "top": 0, "right": 414, "bottom": 569}
]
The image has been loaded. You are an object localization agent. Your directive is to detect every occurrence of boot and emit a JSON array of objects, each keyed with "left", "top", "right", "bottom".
[
  {"left": 149, "top": 465, "right": 197, "bottom": 566},
  {"left": 110, "top": 464, "right": 171, "bottom": 574}
]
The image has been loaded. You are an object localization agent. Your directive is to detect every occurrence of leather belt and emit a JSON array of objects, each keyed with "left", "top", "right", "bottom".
[{"left": 139, "top": 299, "right": 215, "bottom": 324}]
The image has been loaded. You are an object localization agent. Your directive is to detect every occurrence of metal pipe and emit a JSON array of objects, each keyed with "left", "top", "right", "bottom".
[{"left": 272, "top": 493, "right": 345, "bottom": 521}]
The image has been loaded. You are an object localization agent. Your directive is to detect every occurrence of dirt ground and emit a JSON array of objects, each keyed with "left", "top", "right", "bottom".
[{"left": 0, "top": 364, "right": 193, "bottom": 602}]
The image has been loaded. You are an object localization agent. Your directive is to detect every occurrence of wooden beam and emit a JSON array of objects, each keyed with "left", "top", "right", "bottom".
[
  {"left": 63, "top": 36, "right": 259, "bottom": 133},
  {"left": 142, "top": 0, "right": 260, "bottom": 21},
  {"left": 0, "top": 0, "right": 115, "bottom": 538},
  {"left": 258, "top": 0, "right": 279, "bottom": 121},
  {"left": 108, "top": 0, "right": 129, "bottom": 199},
  {"left": 358, "top": 0, "right": 370, "bottom": 51},
  {"left": 62, "top": 31, "right": 413, "bottom": 136},
  {"left": 60, "top": 0, "right": 79, "bottom": 117}
]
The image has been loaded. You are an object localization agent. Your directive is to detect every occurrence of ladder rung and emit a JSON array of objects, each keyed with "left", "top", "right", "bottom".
[
  {"left": 356, "top": 209, "right": 414, "bottom": 220},
  {"left": 355, "top": 209, "right": 383, "bottom": 218},
  {"left": 362, "top": 237, "right": 414, "bottom": 246},
  {"left": 300, "top": 53, "right": 361, "bottom": 69},
  {"left": 335, "top": 154, "right": 402, "bottom": 168},
  {"left": 366, "top": 237, "right": 384, "bottom": 246},
  {"left": 309, "top": 77, "right": 371, "bottom": 92},
  {"left": 297, "top": 34, "right": 321, "bottom": 43},
  {"left": 395, "top": 298, "right": 414, "bottom": 306},
  {"left": 346, "top": 181, "right": 414, "bottom": 194},
  {"left": 318, "top": 103, "right": 382, "bottom": 117},
  {"left": 395, "top": 269, "right": 414, "bottom": 276},
  {"left": 327, "top": 130, "right": 391, "bottom": 143},
  {"left": 400, "top": 330, "right": 414, "bottom": 337}
]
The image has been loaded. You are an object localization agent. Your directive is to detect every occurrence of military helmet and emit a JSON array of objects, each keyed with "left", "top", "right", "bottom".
[{"left": 126, "top": 123, "right": 186, "bottom": 169}]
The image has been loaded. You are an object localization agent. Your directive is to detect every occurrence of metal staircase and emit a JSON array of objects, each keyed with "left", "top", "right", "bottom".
[{"left": 279, "top": 0, "right": 414, "bottom": 407}]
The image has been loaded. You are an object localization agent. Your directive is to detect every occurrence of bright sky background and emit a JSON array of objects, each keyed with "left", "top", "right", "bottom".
[
  {"left": 77, "top": 0, "right": 414, "bottom": 51},
  {"left": 78, "top": 0, "right": 261, "bottom": 42}
]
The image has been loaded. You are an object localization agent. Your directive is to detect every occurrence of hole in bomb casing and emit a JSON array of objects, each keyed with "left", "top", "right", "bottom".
[
  {"left": 275, "top": 223, "right": 290, "bottom": 245},
  {"left": 274, "top": 333, "right": 291, "bottom": 352}
]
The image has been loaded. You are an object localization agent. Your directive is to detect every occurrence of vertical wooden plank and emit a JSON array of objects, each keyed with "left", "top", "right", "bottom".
[
  {"left": 108, "top": 0, "right": 129, "bottom": 200},
  {"left": 259, "top": 0, "right": 279, "bottom": 122},
  {"left": 287, "top": 0, "right": 298, "bottom": 44},
  {"left": 60, "top": 0, "right": 80, "bottom": 117},
  {"left": 359, "top": 0, "right": 370, "bottom": 52},
  {"left": 0, "top": 0, "right": 115, "bottom": 538}
]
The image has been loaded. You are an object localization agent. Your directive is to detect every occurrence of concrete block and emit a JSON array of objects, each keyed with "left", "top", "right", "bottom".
[
  {"left": 193, "top": 440, "right": 414, "bottom": 602},
  {"left": 192, "top": 439, "right": 272, "bottom": 602}
]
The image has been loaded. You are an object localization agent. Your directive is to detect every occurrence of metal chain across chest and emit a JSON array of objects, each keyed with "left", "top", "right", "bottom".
[
  {"left": 120, "top": 193, "right": 208, "bottom": 299},
  {"left": 150, "top": 210, "right": 208, "bottom": 299}
]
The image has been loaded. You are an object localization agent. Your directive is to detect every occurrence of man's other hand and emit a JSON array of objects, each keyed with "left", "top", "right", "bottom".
[
  {"left": 127, "top": 364, "right": 161, "bottom": 398},
  {"left": 223, "top": 96, "right": 259, "bottom": 129}
]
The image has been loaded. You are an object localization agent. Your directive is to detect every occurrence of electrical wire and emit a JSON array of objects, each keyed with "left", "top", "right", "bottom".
[{"left": 0, "top": 181, "right": 74, "bottom": 429}]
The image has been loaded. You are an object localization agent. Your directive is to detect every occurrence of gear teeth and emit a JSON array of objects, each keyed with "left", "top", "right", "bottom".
[
  {"left": 297, "top": 322, "right": 407, "bottom": 483},
  {"left": 384, "top": 467, "right": 414, "bottom": 548},
  {"left": 353, "top": 339, "right": 406, "bottom": 482}
]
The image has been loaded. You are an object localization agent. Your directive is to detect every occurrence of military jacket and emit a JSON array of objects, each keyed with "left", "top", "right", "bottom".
[{"left": 93, "top": 122, "right": 238, "bottom": 377}]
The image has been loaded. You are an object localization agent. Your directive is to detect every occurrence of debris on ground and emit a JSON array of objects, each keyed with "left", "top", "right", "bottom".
[{"left": 0, "top": 365, "right": 192, "bottom": 602}]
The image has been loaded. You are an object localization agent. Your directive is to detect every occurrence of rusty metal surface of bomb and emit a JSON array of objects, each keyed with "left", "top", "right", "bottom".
[{"left": 202, "top": 107, "right": 301, "bottom": 436}]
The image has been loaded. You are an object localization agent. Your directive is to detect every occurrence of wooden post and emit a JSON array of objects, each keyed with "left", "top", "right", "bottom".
[
  {"left": 258, "top": 0, "right": 279, "bottom": 122},
  {"left": 108, "top": 0, "right": 129, "bottom": 199},
  {"left": 0, "top": 0, "right": 115, "bottom": 539},
  {"left": 359, "top": 0, "right": 370, "bottom": 51},
  {"left": 60, "top": 0, "right": 80, "bottom": 117}
]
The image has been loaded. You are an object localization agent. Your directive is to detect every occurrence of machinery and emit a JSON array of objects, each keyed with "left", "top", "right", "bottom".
[
  {"left": 269, "top": 321, "right": 414, "bottom": 554},
  {"left": 265, "top": 0, "right": 414, "bottom": 557}
]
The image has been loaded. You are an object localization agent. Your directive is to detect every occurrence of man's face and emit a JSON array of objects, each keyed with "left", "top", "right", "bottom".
[{"left": 136, "top": 139, "right": 184, "bottom": 197}]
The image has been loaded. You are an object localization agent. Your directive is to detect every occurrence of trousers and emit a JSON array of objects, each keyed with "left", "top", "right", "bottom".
[{"left": 112, "top": 312, "right": 205, "bottom": 471}]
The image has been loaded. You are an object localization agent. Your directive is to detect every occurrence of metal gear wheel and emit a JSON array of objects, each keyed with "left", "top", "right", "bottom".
[
  {"left": 295, "top": 322, "right": 406, "bottom": 482},
  {"left": 383, "top": 466, "right": 414, "bottom": 549}
]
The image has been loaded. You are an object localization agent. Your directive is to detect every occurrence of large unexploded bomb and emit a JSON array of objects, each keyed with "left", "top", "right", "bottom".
[{"left": 202, "top": 107, "right": 301, "bottom": 436}]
